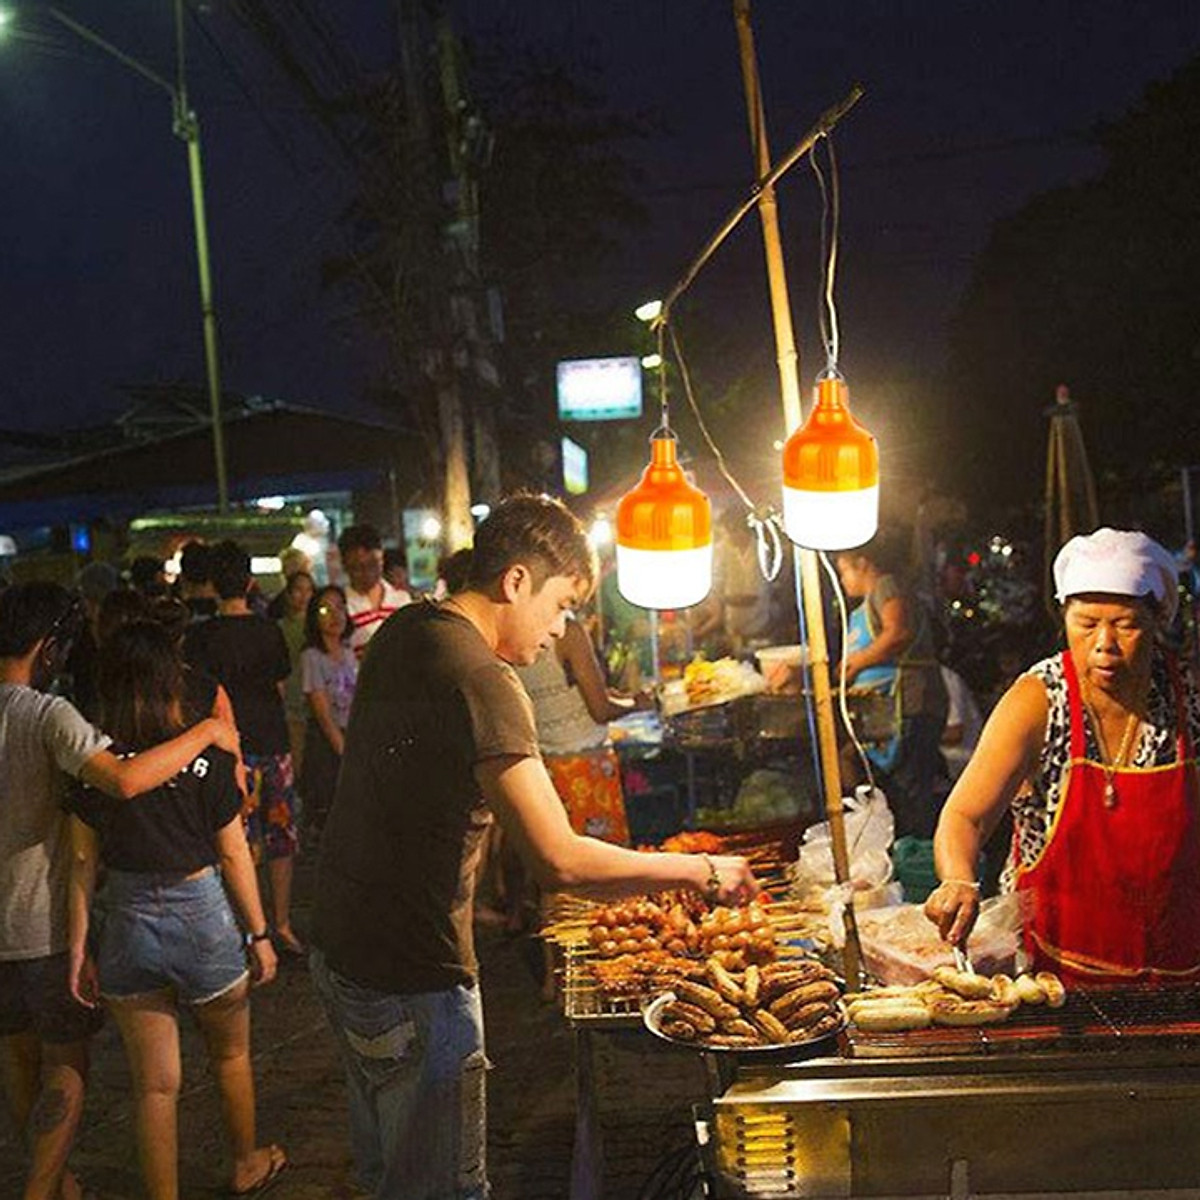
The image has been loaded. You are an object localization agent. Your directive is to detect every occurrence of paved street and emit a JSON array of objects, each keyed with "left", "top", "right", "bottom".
[{"left": 0, "top": 860, "right": 708, "bottom": 1199}]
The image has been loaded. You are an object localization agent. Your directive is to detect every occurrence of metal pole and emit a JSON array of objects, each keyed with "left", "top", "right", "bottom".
[
  {"left": 175, "top": 0, "right": 228, "bottom": 513},
  {"left": 45, "top": 4, "right": 229, "bottom": 513},
  {"left": 733, "top": 0, "right": 862, "bottom": 984}
]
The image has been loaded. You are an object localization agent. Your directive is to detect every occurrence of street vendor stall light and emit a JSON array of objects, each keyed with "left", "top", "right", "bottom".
[
  {"left": 781, "top": 369, "right": 878, "bottom": 551},
  {"left": 635, "top": 299, "right": 663, "bottom": 323},
  {"left": 640, "top": 353, "right": 663, "bottom": 370},
  {"left": 615, "top": 427, "right": 713, "bottom": 609},
  {"left": 469, "top": 502, "right": 491, "bottom": 519},
  {"left": 421, "top": 515, "right": 443, "bottom": 541},
  {"left": 587, "top": 515, "right": 613, "bottom": 549}
]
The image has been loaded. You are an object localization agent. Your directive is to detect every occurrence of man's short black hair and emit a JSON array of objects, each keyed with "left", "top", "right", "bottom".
[
  {"left": 129, "top": 555, "right": 167, "bottom": 597},
  {"left": 338, "top": 524, "right": 382, "bottom": 557},
  {"left": 467, "top": 493, "right": 596, "bottom": 595},
  {"left": 0, "top": 581, "right": 77, "bottom": 658},
  {"left": 179, "top": 540, "right": 212, "bottom": 585},
  {"left": 209, "top": 540, "right": 251, "bottom": 600}
]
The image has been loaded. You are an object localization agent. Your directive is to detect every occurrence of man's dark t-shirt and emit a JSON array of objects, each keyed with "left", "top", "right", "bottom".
[
  {"left": 311, "top": 601, "right": 540, "bottom": 994},
  {"left": 184, "top": 614, "right": 290, "bottom": 756},
  {"left": 66, "top": 745, "right": 240, "bottom": 873}
]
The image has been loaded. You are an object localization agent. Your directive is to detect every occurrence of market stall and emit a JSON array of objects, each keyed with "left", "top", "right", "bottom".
[{"left": 707, "top": 987, "right": 1200, "bottom": 1198}]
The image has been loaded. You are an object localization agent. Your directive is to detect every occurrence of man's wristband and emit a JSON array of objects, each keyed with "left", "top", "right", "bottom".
[
  {"left": 939, "top": 879, "right": 981, "bottom": 891},
  {"left": 700, "top": 854, "right": 722, "bottom": 903},
  {"left": 245, "top": 928, "right": 271, "bottom": 947}
]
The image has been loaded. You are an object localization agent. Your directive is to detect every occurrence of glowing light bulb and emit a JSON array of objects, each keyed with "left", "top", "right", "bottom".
[
  {"left": 615, "top": 430, "right": 712, "bottom": 609},
  {"left": 781, "top": 372, "right": 878, "bottom": 551}
]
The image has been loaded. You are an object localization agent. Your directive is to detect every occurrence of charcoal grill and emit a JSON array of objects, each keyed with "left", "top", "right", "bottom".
[{"left": 705, "top": 986, "right": 1200, "bottom": 1198}]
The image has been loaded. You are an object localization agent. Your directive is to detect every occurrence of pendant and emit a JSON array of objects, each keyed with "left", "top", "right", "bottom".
[{"left": 1104, "top": 780, "right": 1117, "bottom": 809}]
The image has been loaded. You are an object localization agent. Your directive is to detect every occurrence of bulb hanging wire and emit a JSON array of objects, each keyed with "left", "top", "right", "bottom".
[{"left": 809, "top": 134, "right": 841, "bottom": 375}]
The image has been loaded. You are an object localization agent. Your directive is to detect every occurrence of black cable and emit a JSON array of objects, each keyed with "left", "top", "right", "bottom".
[{"left": 187, "top": 5, "right": 307, "bottom": 176}]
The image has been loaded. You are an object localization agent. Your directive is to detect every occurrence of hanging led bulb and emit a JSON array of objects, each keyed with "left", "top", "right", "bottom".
[
  {"left": 781, "top": 369, "right": 878, "bottom": 550},
  {"left": 616, "top": 426, "right": 713, "bottom": 609}
]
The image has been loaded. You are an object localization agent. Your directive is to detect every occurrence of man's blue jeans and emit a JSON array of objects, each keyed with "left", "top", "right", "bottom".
[{"left": 310, "top": 948, "right": 489, "bottom": 1199}]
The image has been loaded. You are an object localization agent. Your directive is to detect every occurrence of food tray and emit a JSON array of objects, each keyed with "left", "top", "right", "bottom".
[{"left": 643, "top": 991, "right": 845, "bottom": 1060}]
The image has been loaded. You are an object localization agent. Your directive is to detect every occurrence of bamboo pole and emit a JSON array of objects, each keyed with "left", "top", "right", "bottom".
[{"left": 732, "top": 0, "right": 863, "bottom": 985}]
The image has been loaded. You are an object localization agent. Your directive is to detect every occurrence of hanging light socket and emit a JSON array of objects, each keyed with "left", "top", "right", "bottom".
[
  {"left": 616, "top": 429, "right": 713, "bottom": 609},
  {"left": 781, "top": 372, "right": 878, "bottom": 550}
]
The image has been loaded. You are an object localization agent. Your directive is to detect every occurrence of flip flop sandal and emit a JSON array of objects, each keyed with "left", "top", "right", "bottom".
[{"left": 228, "top": 1145, "right": 288, "bottom": 1196}]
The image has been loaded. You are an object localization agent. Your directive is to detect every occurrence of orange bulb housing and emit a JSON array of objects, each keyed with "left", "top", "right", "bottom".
[
  {"left": 781, "top": 375, "right": 879, "bottom": 550},
  {"left": 615, "top": 431, "right": 713, "bottom": 609}
]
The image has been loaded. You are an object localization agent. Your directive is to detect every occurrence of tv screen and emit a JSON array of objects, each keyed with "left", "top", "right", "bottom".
[
  {"left": 561, "top": 436, "right": 589, "bottom": 495},
  {"left": 556, "top": 356, "right": 643, "bottom": 422}
]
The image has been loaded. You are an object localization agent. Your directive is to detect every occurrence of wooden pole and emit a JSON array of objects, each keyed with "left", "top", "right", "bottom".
[{"left": 732, "top": 0, "right": 863, "bottom": 985}]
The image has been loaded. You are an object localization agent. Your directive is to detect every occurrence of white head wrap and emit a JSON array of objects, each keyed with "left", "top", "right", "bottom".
[{"left": 1053, "top": 527, "right": 1179, "bottom": 624}]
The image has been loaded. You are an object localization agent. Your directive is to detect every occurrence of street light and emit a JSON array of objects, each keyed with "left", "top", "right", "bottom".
[{"left": 5, "top": 2, "right": 229, "bottom": 511}]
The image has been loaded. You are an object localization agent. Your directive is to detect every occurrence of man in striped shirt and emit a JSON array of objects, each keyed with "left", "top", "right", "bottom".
[{"left": 337, "top": 524, "right": 412, "bottom": 658}]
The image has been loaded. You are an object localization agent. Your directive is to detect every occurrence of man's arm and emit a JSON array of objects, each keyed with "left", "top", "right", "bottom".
[
  {"left": 78, "top": 718, "right": 239, "bottom": 800},
  {"left": 477, "top": 755, "right": 756, "bottom": 903},
  {"left": 67, "top": 816, "right": 101, "bottom": 1006}
]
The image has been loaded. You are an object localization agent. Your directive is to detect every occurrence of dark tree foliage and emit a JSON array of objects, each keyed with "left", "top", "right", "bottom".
[
  {"left": 468, "top": 48, "right": 653, "bottom": 490},
  {"left": 943, "top": 54, "right": 1200, "bottom": 517}
]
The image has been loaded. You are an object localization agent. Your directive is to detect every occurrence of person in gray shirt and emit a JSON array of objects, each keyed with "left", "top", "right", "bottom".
[{"left": 0, "top": 583, "right": 240, "bottom": 1200}]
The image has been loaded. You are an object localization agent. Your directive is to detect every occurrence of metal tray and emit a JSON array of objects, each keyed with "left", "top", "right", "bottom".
[{"left": 642, "top": 991, "right": 845, "bottom": 1061}]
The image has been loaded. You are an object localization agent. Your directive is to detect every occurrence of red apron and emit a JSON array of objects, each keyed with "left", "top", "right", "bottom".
[{"left": 1015, "top": 650, "right": 1200, "bottom": 987}]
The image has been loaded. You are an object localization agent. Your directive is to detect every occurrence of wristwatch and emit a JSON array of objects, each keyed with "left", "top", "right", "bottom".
[{"left": 245, "top": 928, "right": 271, "bottom": 947}]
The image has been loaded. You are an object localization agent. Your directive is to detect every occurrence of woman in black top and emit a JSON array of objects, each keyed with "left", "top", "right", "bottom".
[{"left": 65, "top": 621, "right": 287, "bottom": 1197}]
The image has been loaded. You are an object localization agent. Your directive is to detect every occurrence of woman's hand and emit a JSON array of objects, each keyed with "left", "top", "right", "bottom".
[
  {"left": 923, "top": 879, "right": 982, "bottom": 946},
  {"left": 249, "top": 938, "right": 278, "bottom": 987},
  {"left": 68, "top": 946, "right": 100, "bottom": 1008}
]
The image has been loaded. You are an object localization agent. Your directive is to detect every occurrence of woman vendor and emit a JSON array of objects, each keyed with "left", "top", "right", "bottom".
[
  {"left": 925, "top": 527, "right": 1200, "bottom": 988},
  {"left": 835, "top": 540, "right": 948, "bottom": 839}
]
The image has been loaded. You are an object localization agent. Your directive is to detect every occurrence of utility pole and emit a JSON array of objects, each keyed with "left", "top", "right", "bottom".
[
  {"left": 396, "top": 0, "right": 472, "bottom": 550},
  {"left": 732, "top": 0, "right": 862, "bottom": 983},
  {"left": 434, "top": 9, "right": 501, "bottom": 509}
]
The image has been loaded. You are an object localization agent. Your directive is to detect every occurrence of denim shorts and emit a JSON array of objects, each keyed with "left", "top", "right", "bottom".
[
  {"left": 97, "top": 867, "right": 248, "bottom": 1005},
  {"left": 309, "top": 948, "right": 489, "bottom": 1200},
  {"left": 0, "top": 951, "right": 104, "bottom": 1043}
]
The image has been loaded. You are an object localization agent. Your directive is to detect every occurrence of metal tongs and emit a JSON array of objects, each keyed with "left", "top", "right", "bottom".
[{"left": 953, "top": 942, "right": 977, "bottom": 977}]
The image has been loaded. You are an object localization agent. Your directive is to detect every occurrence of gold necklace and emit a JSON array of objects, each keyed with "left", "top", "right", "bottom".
[{"left": 1084, "top": 701, "right": 1139, "bottom": 809}]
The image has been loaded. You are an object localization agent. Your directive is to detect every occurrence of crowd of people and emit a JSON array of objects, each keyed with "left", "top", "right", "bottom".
[
  {"left": 8, "top": 492, "right": 1196, "bottom": 1200},
  {"left": 0, "top": 520, "right": 406, "bottom": 1198},
  {"left": 0, "top": 499, "right": 758, "bottom": 1200}
]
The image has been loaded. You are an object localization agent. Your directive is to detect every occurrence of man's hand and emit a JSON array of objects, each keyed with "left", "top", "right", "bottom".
[
  {"left": 68, "top": 948, "right": 100, "bottom": 1008},
  {"left": 706, "top": 854, "right": 759, "bottom": 906},
  {"left": 209, "top": 717, "right": 241, "bottom": 757},
  {"left": 923, "top": 879, "right": 981, "bottom": 947}
]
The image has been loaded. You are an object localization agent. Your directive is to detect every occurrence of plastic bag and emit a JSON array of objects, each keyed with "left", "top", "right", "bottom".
[
  {"left": 792, "top": 784, "right": 895, "bottom": 893},
  {"left": 856, "top": 894, "right": 1020, "bottom": 985}
]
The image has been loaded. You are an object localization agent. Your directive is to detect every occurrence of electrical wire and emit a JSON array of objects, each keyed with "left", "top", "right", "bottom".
[
  {"left": 817, "top": 549, "right": 877, "bottom": 792},
  {"left": 665, "top": 322, "right": 784, "bottom": 584},
  {"left": 636, "top": 1138, "right": 705, "bottom": 1200},
  {"left": 808, "top": 133, "right": 841, "bottom": 375}
]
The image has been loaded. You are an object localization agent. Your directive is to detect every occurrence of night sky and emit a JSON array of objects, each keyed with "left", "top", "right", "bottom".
[{"left": 2, "top": 2, "right": 1197, "bottom": 452}]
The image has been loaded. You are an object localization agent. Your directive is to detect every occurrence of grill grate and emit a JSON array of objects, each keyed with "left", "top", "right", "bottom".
[
  {"left": 561, "top": 941, "right": 644, "bottom": 1027},
  {"left": 846, "top": 983, "right": 1200, "bottom": 1058}
]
